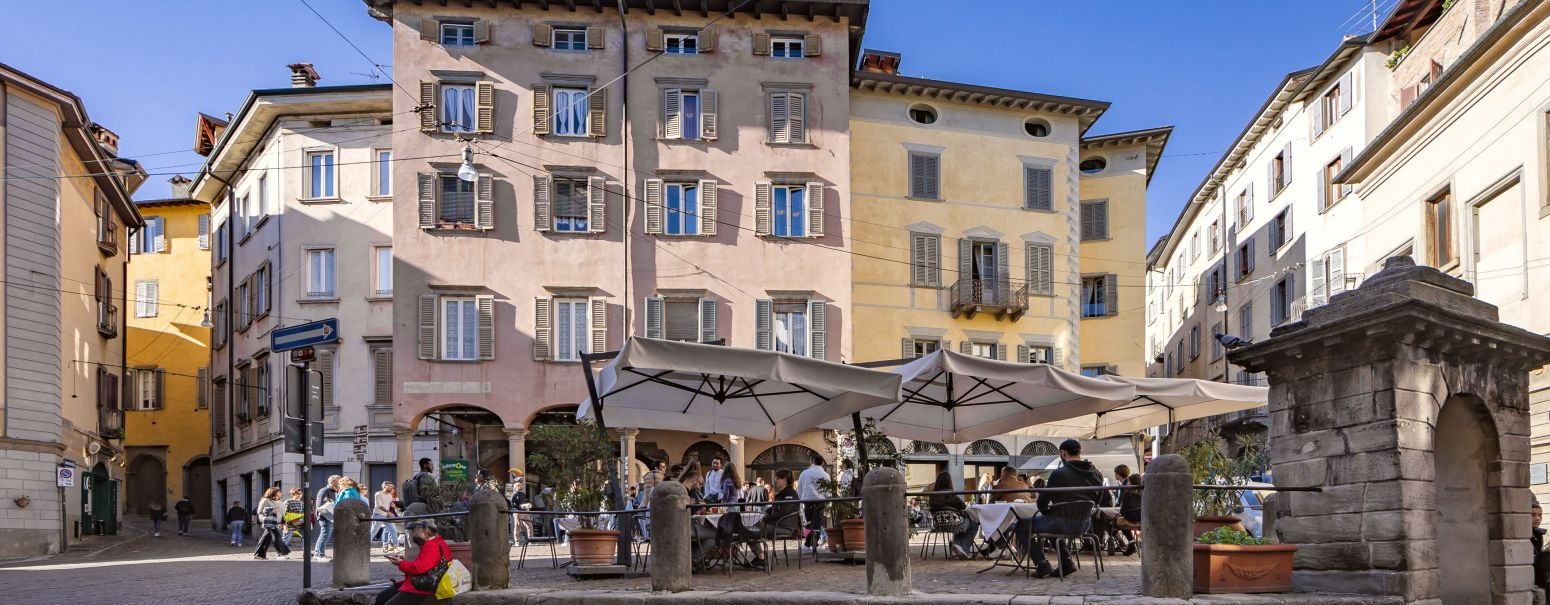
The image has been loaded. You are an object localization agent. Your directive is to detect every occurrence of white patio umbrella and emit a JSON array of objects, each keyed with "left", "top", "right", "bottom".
[
  {"left": 1087, "top": 376, "right": 1268, "bottom": 438},
  {"left": 576, "top": 337, "right": 903, "bottom": 442},
  {"left": 818, "top": 349, "right": 1135, "bottom": 444}
]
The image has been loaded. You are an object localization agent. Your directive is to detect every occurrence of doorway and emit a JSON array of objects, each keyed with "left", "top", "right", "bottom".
[
  {"left": 1435, "top": 395, "right": 1495, "bottom": 604},
  {"left": 971, "top": 241, "right": 999, "bottom": 304},
  {"left": 185, "top": 457, "right": 212, "bottom": 518},
  {"left": 126, "top": 455, "right": 166, "bottom": 515}
]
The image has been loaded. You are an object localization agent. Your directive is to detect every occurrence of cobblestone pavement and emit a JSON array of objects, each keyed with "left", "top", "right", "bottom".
[{"left": 0, "top": 522, "right": 1138, "bottom": 604}]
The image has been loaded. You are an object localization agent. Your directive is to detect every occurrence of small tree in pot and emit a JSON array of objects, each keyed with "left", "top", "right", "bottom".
[
  {"left": 526, "top": 421, "right": 619, "bottom": 566},
  {"left": 1181, "top": 431, "right": 1266, "bottom": 538},
  {"left": 823, "top": 420, "right": 905, "bottom": 551}
]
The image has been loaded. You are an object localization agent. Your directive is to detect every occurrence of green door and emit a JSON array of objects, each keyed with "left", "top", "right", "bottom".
[{"left": 82, "top": 463, "right": 118, "bottom": 535}]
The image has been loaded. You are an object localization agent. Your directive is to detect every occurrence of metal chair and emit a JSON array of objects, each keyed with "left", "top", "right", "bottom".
[
  {"left": 759, "top": 511, "right": 804, "bottom": 571},
  {"left": 919, "top": 508, "right": 970, "bottom": 560},
  {"left": 516, "top": 516, "right": 560, "bottom": 569},
  {"left": 1031, "top": 501, "right": 1101, "bottom": 581}
]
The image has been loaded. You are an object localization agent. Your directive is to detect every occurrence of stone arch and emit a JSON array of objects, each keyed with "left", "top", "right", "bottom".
[
  {"left": 1020, "top": 440, "right": 1059, "bottom": 457},
  {"left": 1434, "top": 394, "right": 1500, "bottom": 605},
  {"left": 680, "top": 440, "right": 731, "bottom": 470},
  {"left": 905, "top": 440, "right": 948, "bottom": 455},
  {"left": 750, "top": 443, "right": 823, "bottom": 473},
  {"left": 183, "top": 456, "right": 212, "bottom": 519},
  {"left": 524, "top": 403, "right": 581, "bottom": 428},
  {"left": 404, "top": 402, "right": 514, "bottom": 430},
  {"left": 125, "top": 454, "right": 165, "bottom": 515},
  {"left": 965, "top": 439, "right": 1009, "bottom": 456}
]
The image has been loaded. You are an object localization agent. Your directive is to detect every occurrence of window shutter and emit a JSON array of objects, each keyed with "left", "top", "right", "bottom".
[
  {"left": 129, "top": 228, "right": 141, "bottom": 254},
  {"left": 768, "top": 93, "right": 788, "bottom": 142},
  {"left": 753, "top": 32, "right": 770, "bottom": 55},
  {"left": 701, "top": 89, "right": 718, "bottom": 140},
  {"left": 473, "top": 294, "right": 495, "bottom": 360},
  {"left": 147, "top": 281, "right": 159, "bottom": 317},
  {"left": 900, "top": 338, "right": 915, "bottom": 359},
  {"left": 699, "top": 298, "right": 717, "bottom": 343},
  {"left": 1310, "top": 256, "right": 1327, "bottom": 307},
  {"left": 318, "top": 350, "right": 335, "bottom": 408},
  {"left": 699, "top": 179, "right": 718, "bottom": 235},
  {"left": 475, "top": 173, "right": 495, "bottom": 230},
  {"left": 419, "top": 81, "right": 439, "bottom": 132},
  {"left": 996, "top": 242, "right": 1010, "bottom": 296},
  {"left": 533, "top": 174, "right": 552, "bottom": 232},
  {"left": 134, "top": 282, "right": 147, "bottom": 317},
  {"left": 1328, "top": 248, "right": 1347, "bottom": 296},
  {"left": 959, "top": 341, "right": 972, "bottom": 355},
  {"left": 531, "top": 84, "right": 552, "bottom": 135},
  {"left": 533, "top": 297, "right": 553, "bottom": 360},
  {"left": 587, "top": 87, "right": 607, "bottom": 137},
  {"left": 1245, "top": 242, "right": 1256, "bottom": 274},
  {"left": 643, "top": 178, "right": 665, "bottom": 234},
  {"left": 1026, "top": 166, "right": 1052, "bottom": 210},
  {"left": 1266, "top": 158, "right": 1277, "bottom": 195},
  {"left": 1312, "top": 103, "right": 1326, "bottom": 138},
  {"left": 373, "top": 349, "right": 393, "bottom": 405},
  {"left": 1017, "top": 345, "right": 1030, "bottom": 363},
  {"left": 1339, "top": 147, "right": 1353, "bottom": 196},
  {"left": 532, "top": 23, "right": 552, "bottom": 47},
  {"left": 1105, "top": 274, "right": 1120, "bottom": 317},
  {"left": 788, "top": 93, "right": 806, "bottom": 143},
  {"left": 589, "top": 297, "right": 607, "bottom": 355},
  {"left": 754, "top": 299, "right": 773, "bottom": 350},
  {"left": 586, "top": 26, "right": 605, "bottom": 49},
  {"left": 155, "top": 368, "right": 165, "bottom": 409},
  {"left": 700, "top": 27, "right": 716, "bottom": 52},
  {"left": 995, "top": 344, "right": 1007, "bottom": 361},
  {"left": 198, "top": 214, "right": 210, "bottom": 250},
  {"left": 645, "top": 27, "right": 665, "bottom": 52},
  {"left": 662, "top": 89, "right": 681, "bottom": 139},
  {"left": 418, "top": 173, "right": 436, "bottom": 228},
  {"left": 754, "top": 181, "right": 773, "bottom": 235},
  {"left": 1338, "top": 73, "right": 1353, "bottom": 115},
  {"left": 587, "top": 176, "right": 607, "bottom": 234},
  {"left": 1282, "top": 143, "right": 1293, "bottom": 185},
  {"left": 644, "top": 297, "right": 664, "bottom": 339},
  {"left": 803, "top": 33, "right": 822, "bottom": 56},
  {"left": 1028, "top": 245, "right": 1052, "bottom": 295},
  {"left": 475, "top": 81, "right": 495, "bottom": 133},
  {"left": 473, "top": 19, "right": 491, "bottom": 44},
  {"left": 1244, "top": 184, "right": 1255, "bottom": 221},
  {"left": 805, "top": 181, "right": 824, "bottom": 236},
  {"left": 154, "top": 219, "right": 167, "bottom": 252},
  {"left": 1316, "top": 167, "right": 1327, "bottom": 212},
  {"left": 912, "top": 234, "right": 940, "bottom": 287},
  {"left": 957, "top": 238, "right": 973, "bottom": 283},
  {"left": 197, "top": 367, "right": 208, "bottom": 409},
  {"left": 807, "top": 300, "right": 826, "bottom": 360},
  {"left": 418, "top": 295, "right": 437, "bottom": 360},
  {"left": 1052, "top": 347, "right": 1063, "bottom": 368},
  {"left": 419, "top": 17, "right": 439, "bottom": 41}
]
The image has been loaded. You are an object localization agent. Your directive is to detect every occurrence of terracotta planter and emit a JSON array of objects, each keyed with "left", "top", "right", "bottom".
[
  {"left": 825, "top": 526, "right": 845, "bottom": 551},
  {"left": 446, "top": 540, "right": 474, "bottom": 571},
  {"left": 1193, "top": 543, "right": 1298, "bottom": 594},
  {"left": 1192, "top": 515, "right": 1245, "bottom": 538},
  {"left": 840, "top": 518, "right": 865, "bottom": 552},
  {"left": 567, "top": 528, "right": 620, "bottom": 566}
]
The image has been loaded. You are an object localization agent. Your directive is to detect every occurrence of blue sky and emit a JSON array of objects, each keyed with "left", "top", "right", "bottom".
[{"left": 0, "top": 0, "right": 1386, "bottom": 241}]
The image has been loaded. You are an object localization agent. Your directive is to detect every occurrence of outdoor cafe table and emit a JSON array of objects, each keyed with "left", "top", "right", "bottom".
[{"left": 966, "top": 502, "right": 1041, "bottom": 575}]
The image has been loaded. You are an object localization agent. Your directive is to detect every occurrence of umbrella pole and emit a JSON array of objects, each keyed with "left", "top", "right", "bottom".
[
  {"left": 580, "top": 351, "right": 632, "bottom": 568},
  {"left": 851, "top": 412, "right": 870, "bottom": 471}
]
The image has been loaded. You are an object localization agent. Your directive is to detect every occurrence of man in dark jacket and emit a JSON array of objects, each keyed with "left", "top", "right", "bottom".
[
  {"left": 174, "top": 497, "right": 194, "bottom": 535},
  {"left": 1017, "top": 439, "right": 1104, "bottom": 578}
]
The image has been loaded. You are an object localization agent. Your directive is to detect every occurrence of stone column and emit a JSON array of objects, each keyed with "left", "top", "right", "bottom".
[
  {"left": 947, "top": 453, "right": 965, "bottom": 491},
  {"left": 504, "top": 427, "right": 527, "bottom": 475},
  {"left": 1140, "top": 454, "right": 1192, "bottom": 598},
  {"left": 331, "top": 498, "right": 372, "bottom": 588},
  {"left": 468, "top": 489, "right": 510, "bottom": 589},
  {"left": 1231, "top": 257, "right": 1550, "bottom": 603},
  {"left": 1262, "top": 493, "right": 1278, "bottom": 543},
  {"left": 649, "top": 481, "right": 691, "bottom": 592},
  {"left": 728, "top": 435, "right": 745, "bottom": 476},
  {"left": 620, "top": 428, "right": 639, "bottom": 485},
  {"left": 394, "top": 427, "right": 415, "bottom": 484},
  {"left": 863, "top": 467, "right": 911, "bottom": 596}
]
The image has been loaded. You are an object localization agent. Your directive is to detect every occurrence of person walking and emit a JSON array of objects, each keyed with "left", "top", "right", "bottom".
[
  {"left": 147, "top": 500, "right": 167, "bottom": 537},
  {"left": 173, "top": 497, "right": 194, "bottom": 536},
  {"left": 253, "top": 487, "right": 291, "bottom": 560},
  {"left": 281, "top": 488, "right": 306, "bottom": 548},
  {"left": 719, "top": 464, "right": 744, "bottom": 503},
  {"left": 226, "top": 500, "right": 247, "bottom": 546},
  {"left": 314, "top": 475, "right": 341, "bottom": 560},
  {"left": 376, "top": 481, "right": 402, "bottom": 554},
  {"left": 377, "top": 520, "right": 452, "bottom": 605},
  {"left": 797, "top": 455, "right": 830, "bottom": 551},
  {"left": 335, "top": 477, "right": 366, "bottom": 504}
]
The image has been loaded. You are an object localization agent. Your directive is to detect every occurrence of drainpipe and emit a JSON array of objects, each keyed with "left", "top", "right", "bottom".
[
  {"left": 617, "top": 0, "right": 631, "bottom": 339},
  {"left": 207, "top": 172, "right": 238, "bottom": 454}
]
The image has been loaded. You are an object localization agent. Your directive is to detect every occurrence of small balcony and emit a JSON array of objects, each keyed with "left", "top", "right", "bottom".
[
  {"left": 949, "top": 278, "right": 1028, "bottom": 321},
  {"left": 97, "top": 217, "right": 118, "bottom": 256},
  {"left": 97, "top": 303, "right": 118, "bottom": 338}
]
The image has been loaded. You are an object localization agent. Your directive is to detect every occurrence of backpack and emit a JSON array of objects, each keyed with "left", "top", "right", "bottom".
[{"left": 402, "top": 472, "right": 436, "bottom": 507}]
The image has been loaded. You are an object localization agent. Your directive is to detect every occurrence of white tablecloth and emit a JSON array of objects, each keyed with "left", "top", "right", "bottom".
[
  {"left": 695, "top": 512, "right": 766, "bottom": 529},
  {"left": 966, "top": 503, "right": 1040, "bottom": 541}
]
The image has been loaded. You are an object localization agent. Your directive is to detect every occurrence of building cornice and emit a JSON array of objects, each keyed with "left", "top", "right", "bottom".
[
  {"left": 851, "top": 71, "right": 1109, "bottom": 133},
  {"left": 1080, "top": 126, "right": 1173, "bottom": 186}
]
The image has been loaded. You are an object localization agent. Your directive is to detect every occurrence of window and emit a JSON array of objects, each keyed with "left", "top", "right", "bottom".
[
  {"left": 441, "top": 83, "right": 476, "bottom": 133},
  {"left": 554, "top": 299, "right": 590, "bottom": 361},
  {"left": 1309, "top": 247, "right": 1347, "bottom": 306},
  {"left": 552, "top": 177, "right": 591, "bottom": 232},
  {"left": 681, "top": 90, "right": 701, "bottom": 140},
  {"left": 213, "top": 300, "right": 227, "bottom": 347},
  {"left": 1079, "top": 157, "right": 1106, "bottom": 174},
  {"left": 306, "top": 248, "right": 336, "bottom": 299},
  {"left": 908, "top": 104, "right": 937, "bottom": 124},
  {"left": 1271, "top": 274, "right": 1295, "bottom": 325},
  {"left": 1235, "top": 241, "right": 1255, "bottom": 280},
  {"left": 1176, "top": 341, "right": 1186, "bottom": 373},
  {"left": 259, "top": 173, "right": 274, "bottom": 217},
  {"left": 441, "top": 21, "right": 475, "bottom": 46},
  {"left": 969, "top": 342, "right": 996, "bottom": 359},
  {"left": 442, "top": 297, "right": 479, "bottom": 361},
  {"left": 1082, "top": 366, "right": 1110, "bottom": 378},
  {"left": 1268, "top": 209, "right": 1290, "bottom": 252},
  {"left": 374, "top": 150, "right": 392, "bottom": 196},
  {"left": 1268, "top": 145, "right": 1290, "bottom": 196},
  {"left": 909, "top": 152, "right": 940, "bottom": 199},
  {"left": 1321, "top": 156, "right": 1343, "bottom": 211},
  {"left": 437, "top": 175, "right": 475, "bottom": 225},
  {"left": 662, "top": 182, "right": 700, "bottom": 236},
  {"left": 663, "top": 88, "right": 713, "bottom": 141},
  {"left": 913, "top": 340, "right": 940, "bottom": 358},
  {"left": 1235, "top": 188, "right": 1253, "bottom": 229},
  {"left": 235, "top": 279, "right": 250, "bottom": 329},
  {"left": 1209, "top": 220, "right": 1221, "bottom": 255},
  {"left": 768, "top": 91, "right": 807, "bottom": 144},
  {"left": 1211, "top": 321, "right": 1224, "bottom": 360},
  {"left": 1190, "top": 232, "right": 1200, "bottom": 260},
  {"left": 1026, "top": 244, "right": 1053, "bottom": 296},
  {"left": 1164, "top": 353, "right": 1174, "bottom": 377},
  {"left": 1204, "top": 262, "right": 1226, "bottom": 304},
  {"left": 553, "top": 26, "right": 587, "bottom": 50},
  {"left": 552, "top": 87, "right": 591, "bottom": 136},
  {"left": 1081, "top": 275, "right": 1115, "bottom": 317},
  {"left": 307, "top": 151, "right": 335, "bottom": 198},
  {"left": 662, "top": 299, "right": 703, "bottom": 342},
  {"left": 1238, "top": 304, "right": 1253, "bottom": 340},
  {"left": 373, "top": 246, "right": 393, "bottom": 297},
  {"left": 196, "top": 367, "right": 209, "bottom": 409},
  {"left": 770, "top": 35, "right": 804, "bottom": 58},
  {"left": 134, "top": 280, "right": 158, "bottom": 318},
  {"left": 665, "top": 32, "right": 698, "bottom": 54},
  {"left": 1024, "top": 165, "right": 1053, "bottom": 210},
  {"left": 1425, "top": 188, "right": 1455, "bottom": 267},
  {"left": 254, "top": 360, "right": 271, "bottom": 417},
  {"left": 197, "top": 213, "right": 210, "bottom": 250},
  {"left": 1024, "top": 345, "right": 1054, "bottom": 364},
  {"left": 235, "top": 364, "right": 252, "bottom": 423},
  {"left": 1024, "top": 119, "right": 1050, "bottom": 138},
  {"left": 1189, "top": 325, "right": 1201, "bottom": 359},
  {"left": 772, "top": 185, "right": 807, "bottom": 237},
  {"left": 371, "top": 347, "right": 393, "bottom": 405},
  {"left": 911, "top": 234, "right": 941, "bottom": 287},
  {"left": 134, "top": 216, "right": 166, "bottom": 254},
  {"left": 254, "top": 264, "right": 271, "bottom": 318},
  {"left": 134, "top": 368, "right": 162, "bottom": 410},
  {"left": 1321, "top": 84, "right": 1342, "bottom": 130},
  {"left": 1080, "top": 200, "right": 1109, "bottom": 240},
  {"left": 214, "top": 220, "right": 228, "bottom": 264},
  {"left": 757, "top": 299, "right": 825, "bottom": 358},
  {"left": 774, "top": 307, "right": 807, "bottom": 356}
]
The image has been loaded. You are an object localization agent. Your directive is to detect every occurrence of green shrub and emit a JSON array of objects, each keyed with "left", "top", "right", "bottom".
[{"left": 1196, "top": 526, "right": 1271, "bottom": 546}]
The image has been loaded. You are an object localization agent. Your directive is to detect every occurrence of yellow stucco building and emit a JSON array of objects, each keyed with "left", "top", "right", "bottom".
[
  {"left": 123, "top": 178, "right": 213, "bottom": 521},
  {"left": 848, "top": 51, "right": 1167, "bottom": 488}
]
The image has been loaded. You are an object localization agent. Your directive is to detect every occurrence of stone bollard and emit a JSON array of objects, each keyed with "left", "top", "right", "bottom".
[
  {"left": 649, "top": 481, "right": 691, "bottom": 593},
  {"left": 469, "top": 489, "right": 511, "bottom": 589},
  {"left": 863, "top": 467, "right": 911, "bottom": 596},
  {"left": 1141, "top": 454, "right": 1192, "bottom": 598},
  {"left": 332, "top": 498, "right": 372, "bottom": 589},
  {"left": 1261, "top": 493, "right": 1277, "bottom": 544}
]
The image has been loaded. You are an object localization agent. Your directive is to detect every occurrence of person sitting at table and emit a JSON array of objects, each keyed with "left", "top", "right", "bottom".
[
  {"left": 720, "top": 464, "right": 744, "bottom": 503},
  {"left": 679, "top": 469, "right": 720, "bottom": 569},
  {"left": 1116, "top": 473, "right": 1142, "bottom": 556},
  {"left": 744, "top": 468, "right": 803, "bottom": 569},
  {"left": 1017, "top": 438, "right": 1105, "bottom": 578},
  {"left": 927, "top": 471, "right": 981, "bottom": 560},
  {"left": 992, "top": 466, "right": 1035, "bottom": 503}
]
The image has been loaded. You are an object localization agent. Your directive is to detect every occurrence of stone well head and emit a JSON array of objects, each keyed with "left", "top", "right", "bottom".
[{"left": 1229, "top": 257, "right": 1550, "bottom": 604}]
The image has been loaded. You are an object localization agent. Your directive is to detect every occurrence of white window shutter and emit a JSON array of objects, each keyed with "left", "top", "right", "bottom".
[
  {"left": 147, "top": 281, "right": 158, "bottom": 317},
  {"left": 476, "top": 295, "right": 496, "bottom": 360},
  {"left": 418, "top": 173, "right": 436, "bottom": 228},
  {"left": 589, "top": 297, "right": 607, "bottom": 355},
  {"left": 806, "top": 181, "right": 824, "bottom": 236},
  {"left": 373, "top": 349, "right": 393, "bottom": 405},
  {"left": 418, "top": 295, "right": 437, "bottom": 360},
  {"left": 1339, "top": 147, "right": 1354, "bottom": 197},
  {"left": 996, "top": 344, "right": 1007, "bottom": 361},
  {"left": 768, "top": 93, "right": 788, "bottom": 142},
  {"left": 1311, "top": 103, "right": 1325, "bottom": 138},
  {"left": 475, "top": 173, "right": 495, "bottom": 230},
  {"left": 754, "top": 181, "right": 773, "bottom": 235},
  {"left": 788, "top": 93, "right": 807, "bottom": 143},
  {"left": 533, "top": 174, "right": 552, "bottom": 232},
  {"left": 1338, "top": 72, "right": 1353, "bottom": 115},
  {"left": 1283, "top": 143, "right": 1293, "bottom": 185},
  {"left": 699, "top": 298, "right": 717, "bottom": 343},
  {"left": 476, "top": 81, "right": 496, "bottom": 134},
  {"left": 1017, "top": 345, "right": 1031, "bottom": 363},
  {"left": 1310, "top": 256, "right": 1327, "bottom": 307},
  {"left": 533, "top": 297, "right": 553, "bottom": 360},
  {"left": 807, "top": 300, "right": 826, "bottom": 359},
  {"left": 198, "top": 214, "right": 210, "bottom": 250},
  {"left": 700, "top": 27, "right": 716, "bottom": 52},
  {"left": 662, "top": 89, "right": 681, "bottom": 139},
  {"left": 1316, "top": 166, "right": 1327, "bottom": 212},
  {"left": 701, "top": 89, "right": 719, "bottom": 140},
  {"left": 699, "top": 179, "right": 718, "bottom": 235},
  {"left": 902, "top": 338, "right": 916, "bottom": 359},
  {"left": 473, "top": 19, "right": 491, "bottom": 44},
  {"left": 1052, "top": 347, "right": 1062, "bottom": 368},
  {"left": 134, "top": 282, "right": 147, "bottom": 317},
  {"left": 419, "top": 81, "right": 439, "bottom": 132},
  {"left": 587, "top": 176, "right": 607, "bottom": 234},
  {"left": 532, "top": 23, "right": 552, "bottom": 47},
  {"left": 644, "top": 297, "right": 664, "bottom": 339},
  {"left": 803, "top": 33, "right": 822, "bottom": 56},
  {"left": 129, "top": 228, "right": 141, "bottom": 254},
  {"left": 645, "top": 27, "right": 664, "bottom": 52},
  {"left": 1245, "top": 183, "right": 1255, "bottom": 221},
  {"left": 960, "top": 341, "right": 972, "bottom": 355},
  {"left": 154, "top": 219, "right": 167, "bottom": 252},
  {"left": 1328, "top": 248, "right": 1347, "bottom": 296},
  {"left": 531, "top": 84, "right": 552, "bottom": 135},
  {"left": 587, "top": 87, "right": 607, "bottom": 137},
  {"left": 644, "top": 178, "right": 665, "bottom": 235},
  {"left": 754, "top": 299, "right": 773, "bottom": 350}
]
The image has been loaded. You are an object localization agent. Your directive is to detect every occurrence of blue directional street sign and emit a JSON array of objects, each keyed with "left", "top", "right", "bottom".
[{"left": 271, "top": 318, "right": 340, "bottom": 353}]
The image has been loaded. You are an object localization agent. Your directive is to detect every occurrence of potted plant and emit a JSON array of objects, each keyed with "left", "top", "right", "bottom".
[
  {"left": 526, "top": 421, "right": 619, "bottom": 566},
  {"left": 817, "top": 477, "right": 859, "bottom": 552},
  {"left": 1181, "top": 431, "right": 1265, "bottom": 538},
  {"left": 822, "top": 420, "right": 905, "bottom": 552},
  {"left": 418, "top": 478, "right": 474, "bottom": 568},
  {"left": 1193, "top": 527, "right": 1297, "bottom": 593}
]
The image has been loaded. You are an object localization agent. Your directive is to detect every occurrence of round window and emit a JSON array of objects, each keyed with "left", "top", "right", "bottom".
[
  {"left": 1079, "top": 157, "right": 1107, "bottom": 174},
  {"left": 908, "top": 104, "right": 938, "bottom": 125},
  {"left": 1024, "top": 118, "right": 1051, "bottom": 138}
]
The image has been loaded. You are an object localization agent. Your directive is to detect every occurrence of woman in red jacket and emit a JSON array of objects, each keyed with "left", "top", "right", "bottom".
[{"left": 376, "top": 520, "right": 450, "bottom": 605}]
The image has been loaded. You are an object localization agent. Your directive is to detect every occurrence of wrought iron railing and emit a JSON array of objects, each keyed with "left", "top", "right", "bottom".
[
  {"left": 97, "top": 217, "right": 118, "bottom": 255},
  {"left": 97, "top": 303, "right": 118, "bottom": 337},
  {"left": 949, "top": 278, "right": 1028, "bottom": 320}
]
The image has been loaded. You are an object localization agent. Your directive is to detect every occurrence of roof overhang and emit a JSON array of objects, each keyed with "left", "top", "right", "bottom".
[
  {"left": 851, "top": 71, "right": 1110, "bottom": 133},
  {"left": 135, "top": 198, "right": 209, "bottom": 209},
  {"left": 1080, "top": 126, "right": 1173, "bottom": 185},
  {"left": 1371, "top": 0, "right": 1445, "bottom": 44}
]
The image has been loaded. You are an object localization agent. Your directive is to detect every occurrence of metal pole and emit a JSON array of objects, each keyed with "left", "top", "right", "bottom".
[
  {"left": 300, "top": 362, "right": 313, "bottom": 589},
  {"left": 851, "top": 412, "right": 870, "bottom": 471},
  {"left": 579, "top": 351, "right": 632, "bottom": 567}
]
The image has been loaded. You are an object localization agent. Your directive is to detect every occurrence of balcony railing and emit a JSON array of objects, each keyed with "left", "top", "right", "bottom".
[
  {"left": 97, "top": 303, "right": 118, "bottom": 338},
  {"left": 949, "top": 278, "right": 1028, "bottom": 321},
  {"left": 97, "top": 218, "right": 118, "bottom": 255}
]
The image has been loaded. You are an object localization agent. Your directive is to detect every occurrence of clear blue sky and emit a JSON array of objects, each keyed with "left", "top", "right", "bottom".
[{"left": 0, "top": 0, "right": 1388, "bottom": 242}]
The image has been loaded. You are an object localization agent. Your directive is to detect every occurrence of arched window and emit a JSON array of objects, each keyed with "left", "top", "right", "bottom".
[
  {"left": 1020, "top": 440, "right": 1059, "bottom": 457},
  {"left": 966, "top": 439, "right": 1009, "bottom": 456},
  {"left": 680, "top": 440, "right": 730, "bottom": 469},
  {"left": 750, "top": 444, "right": 823, "bottom": 470},
  {"left": 905, "top": 440, "right": 948, "bottom": 455}
]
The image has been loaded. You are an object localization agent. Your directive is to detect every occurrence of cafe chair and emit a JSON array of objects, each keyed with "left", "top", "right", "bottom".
[{"left": 1031, "top": 501, "right": 1101, "bottom": 581}]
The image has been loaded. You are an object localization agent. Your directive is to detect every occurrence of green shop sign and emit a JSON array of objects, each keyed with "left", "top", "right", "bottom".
[{"left": 440, "top": 459, "right": 469, "bottom": 482}]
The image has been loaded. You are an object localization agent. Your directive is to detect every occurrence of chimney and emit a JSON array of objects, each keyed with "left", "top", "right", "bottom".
[
  {"left": 860, "top": 49, "right": 902, "bottom": 75},
  {"left": 288, "top": 63, "right": 321, "bottom": 88},
  {"left": 168, "top": 175, "right": 192, "bottom": 199},
  {"left": 89, "top": 123, "right": 120, "bottom": 155}
]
